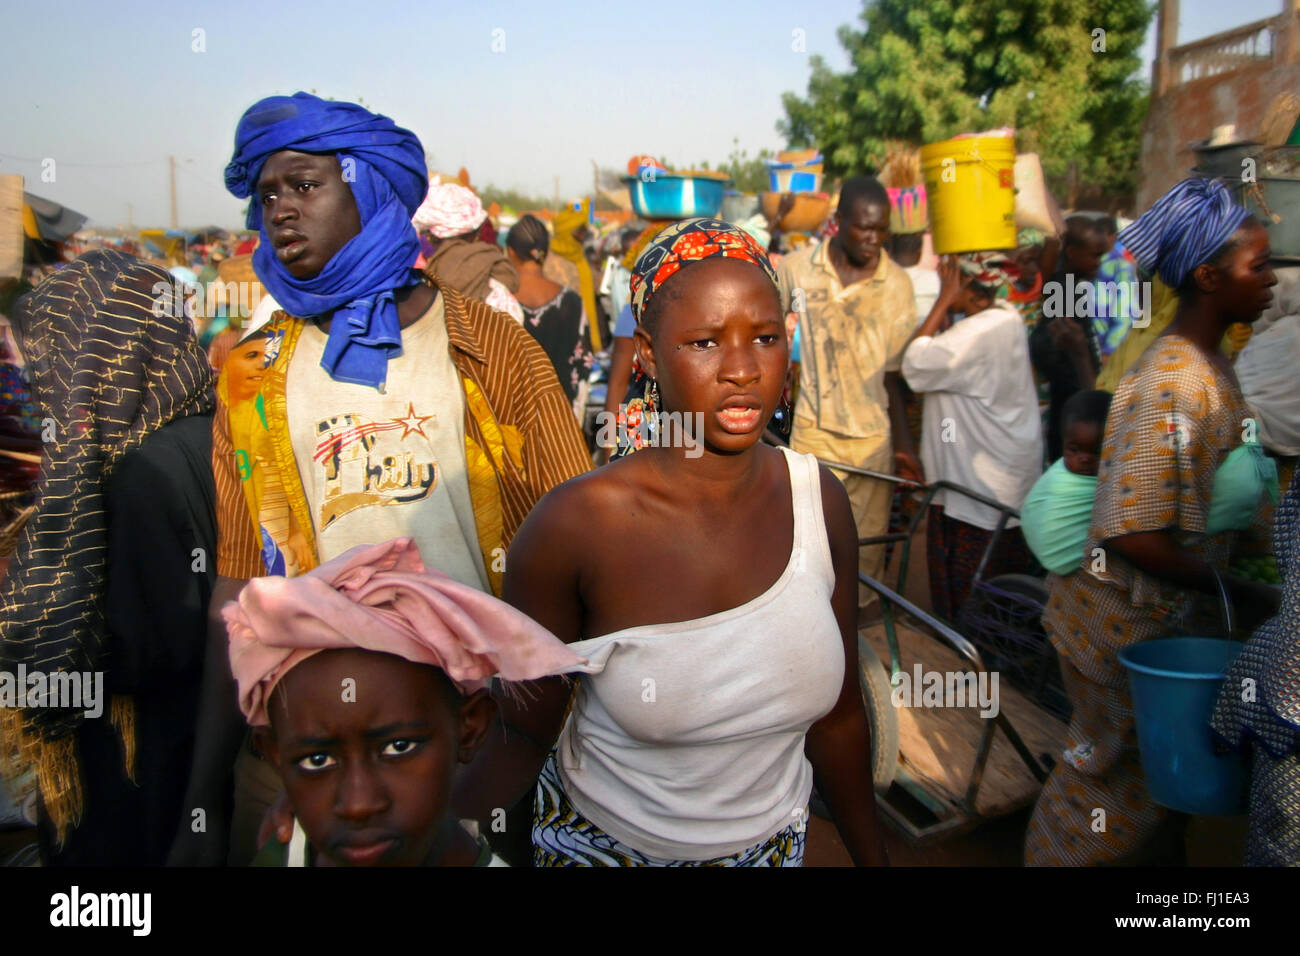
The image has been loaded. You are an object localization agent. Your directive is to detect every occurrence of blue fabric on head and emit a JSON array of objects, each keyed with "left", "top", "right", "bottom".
[
  {"left": 224, "top": 93, "right": 429, "bottom": 389},
  {"left": 1118, "top": 178, "right": 1250, "bottom": 290}
]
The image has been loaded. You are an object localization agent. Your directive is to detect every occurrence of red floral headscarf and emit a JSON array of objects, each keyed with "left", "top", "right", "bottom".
[{"left": 629, "top": 217, "right": 778, "bottom": 324}]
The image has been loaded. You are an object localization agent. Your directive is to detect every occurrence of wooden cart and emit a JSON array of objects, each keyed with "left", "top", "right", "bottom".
[{"left": 825, "top": 460, "right": 1070, "bottom": 845}]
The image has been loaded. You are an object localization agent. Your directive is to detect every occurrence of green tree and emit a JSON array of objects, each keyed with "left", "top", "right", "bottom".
[{"left": 779, "top": 0, "right": 1153, "bottom": 203}]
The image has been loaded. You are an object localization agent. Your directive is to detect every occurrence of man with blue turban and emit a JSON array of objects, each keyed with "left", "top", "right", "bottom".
[{"left": 172, "top": 93, "right": 591, "bottom": 865}]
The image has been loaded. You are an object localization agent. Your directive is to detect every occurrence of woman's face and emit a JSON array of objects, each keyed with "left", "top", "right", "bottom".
[
  {"left": 951, "top": 278, "right": 992, "bottom": 318},
  {"left": 227, "top": 337, "right": 267, "bottom": 404},
  {"left": 636, "top": 258, "right": 787, "bottom": 456},
  {"left": 1211, "top": 222, "right": 1276, "bottom": 324},
  {"left": 1012, "top": 246, "right": 1041, "bottom": 286},
  {"left": 256, "top": 151, "right": 363, "bottom": 280}
]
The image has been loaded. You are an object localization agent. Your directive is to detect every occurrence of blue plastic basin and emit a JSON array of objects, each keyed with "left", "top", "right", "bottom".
[
  {"left": 1118, "top": 637, "right": 1248, "bottom": 816},
  {"left": 622, "top": 175, "right": 728, "bottom": 220}
]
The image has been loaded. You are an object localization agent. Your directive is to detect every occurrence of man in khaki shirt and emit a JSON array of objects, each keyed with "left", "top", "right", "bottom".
[{"left": 777, "top": 177, "right": 919, "bottom": 600}]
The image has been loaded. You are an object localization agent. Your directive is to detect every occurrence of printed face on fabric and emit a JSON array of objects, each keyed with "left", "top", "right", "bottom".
[
  {"left": 261, "top": 647, "right": 493, "bottom": 866},
  {"left": 226, "top": 337, "right": 268, "bottom": 404},
  {"left": 256, "top": 151, "right": 364, "bottom": 280}
]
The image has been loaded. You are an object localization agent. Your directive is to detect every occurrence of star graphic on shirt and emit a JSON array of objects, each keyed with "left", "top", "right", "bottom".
[{"left": 392, "top": 402, "right": 435, "bottom": 439}]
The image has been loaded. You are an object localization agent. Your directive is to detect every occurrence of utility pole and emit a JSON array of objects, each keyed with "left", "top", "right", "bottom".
[
  {"left": 591, "top": 159, "right": 599, "bottom": 205},
  {"left": 169, "top": 155, "right": 178, "bottom": 229},
  {"left": 1153, "top": 0, "right": 1180, "bottom": 96},
  {"left": 127, "top": 203, "right": 133, "bottom": 230},
  {"left": 553, "top": 175, "right": 560, "bottom": 210}
]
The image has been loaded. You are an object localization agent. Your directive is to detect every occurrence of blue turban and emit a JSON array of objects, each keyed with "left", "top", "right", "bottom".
[
  {"left": 224, "top": 93, "right": 428, "bottom": 389},
  {"left": 1118, "top": 178, "right": 1250, "bottom": 290}
]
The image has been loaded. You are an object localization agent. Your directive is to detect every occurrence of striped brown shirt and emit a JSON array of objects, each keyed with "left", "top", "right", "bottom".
[{"left": 213, "top": 273, "right": 592, "bottom": 587}]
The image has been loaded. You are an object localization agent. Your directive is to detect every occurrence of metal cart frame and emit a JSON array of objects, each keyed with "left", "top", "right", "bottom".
[{"left": 822, "top": 458, "right": 1052, "bottom": 844}]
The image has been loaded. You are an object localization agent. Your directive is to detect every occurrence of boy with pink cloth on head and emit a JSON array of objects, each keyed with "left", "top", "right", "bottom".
[{"left": 226, "top": 537, "right": 591, "bottom": 867}]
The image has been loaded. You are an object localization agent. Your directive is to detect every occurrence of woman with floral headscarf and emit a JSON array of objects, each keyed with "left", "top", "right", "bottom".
[
  {"left": 1025, "top": 178, "right": 1279, "bottom": 866},
  {"left": 901, "top": 252, "right": 1044, "bottom": 623},
  {"left": 456, "top": 218, "right": 888, "bottom": 867}
]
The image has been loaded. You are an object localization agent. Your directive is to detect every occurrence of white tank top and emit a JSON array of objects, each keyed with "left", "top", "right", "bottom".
[{"left": 556, "top": 446, "right": 845, "bottom": 860}]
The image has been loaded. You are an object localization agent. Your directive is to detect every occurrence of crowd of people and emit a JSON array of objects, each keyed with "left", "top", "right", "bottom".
[{"left": 0, "top": 91, "right": 1296, "bottom": 868}]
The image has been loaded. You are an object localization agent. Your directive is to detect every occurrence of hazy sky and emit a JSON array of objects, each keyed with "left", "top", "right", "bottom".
[{"left": 1, "top": 0, "right": 1285, "bottom": 228}]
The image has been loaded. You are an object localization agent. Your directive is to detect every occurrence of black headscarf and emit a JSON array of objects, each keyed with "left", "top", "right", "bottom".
[{"left": 0, "top": 249, "right": 214, "bottom": 840}]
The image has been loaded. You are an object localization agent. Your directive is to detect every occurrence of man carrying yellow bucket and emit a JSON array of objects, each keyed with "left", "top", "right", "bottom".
[{"left": 776, "top": 177, "right": 919, "bottom": 605}]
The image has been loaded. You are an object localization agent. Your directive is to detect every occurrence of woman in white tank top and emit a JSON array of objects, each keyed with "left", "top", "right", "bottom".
[{"left": 456, "top": 219, "right": 889, "bottom": 866}]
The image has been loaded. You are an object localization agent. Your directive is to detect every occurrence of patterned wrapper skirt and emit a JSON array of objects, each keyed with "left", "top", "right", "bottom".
[
  {"left": 531, "top": 751, "right": 807, "bottom": 867},
  {"left": 925, "top": 504, "right": 1034, "bottom": 624},
  {"left": 1023, "top": 572, "right": 1173, "bottom": 865}
]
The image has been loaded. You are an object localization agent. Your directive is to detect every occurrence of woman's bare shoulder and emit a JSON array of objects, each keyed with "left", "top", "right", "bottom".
[{"left": 513, "top": 454, "right": 655, "bottom": 549}]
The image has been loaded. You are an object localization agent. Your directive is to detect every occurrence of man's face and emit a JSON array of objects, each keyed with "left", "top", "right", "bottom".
[
  {"left": 265, "top": 649, "right": 487, "bottom": 867},
  {"left": 836, "top": 200, "right": 890, "bottom": 272},
  {"left": 256, "top": 151, "right": 363, "bottom": 280}
]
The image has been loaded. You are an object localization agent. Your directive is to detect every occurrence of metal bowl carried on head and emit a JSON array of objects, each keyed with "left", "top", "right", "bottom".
[{"left": 622, "top": 171, "right": 730, "bottom": 221}]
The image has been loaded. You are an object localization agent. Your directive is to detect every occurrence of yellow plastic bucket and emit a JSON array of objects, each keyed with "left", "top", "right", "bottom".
[{"left": 920, "top": 136, "right": 1017, "bottom": 254}]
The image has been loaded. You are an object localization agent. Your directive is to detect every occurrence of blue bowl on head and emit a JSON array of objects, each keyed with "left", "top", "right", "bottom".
[
  {"left": 1118, "top": 637, "right": 1249, "bottom": 816},
  {"left": 622, "top": 174, "right": 729, "bottom": 220}
]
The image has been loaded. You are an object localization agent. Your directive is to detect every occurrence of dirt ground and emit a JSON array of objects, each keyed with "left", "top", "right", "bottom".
[{"left": 804, "top": 806, "right": 1249, "bottom": 867}]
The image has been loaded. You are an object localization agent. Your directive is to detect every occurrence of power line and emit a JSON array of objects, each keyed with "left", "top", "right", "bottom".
[
  {"left": 0, "top": 152, "right": 163, "bottom": 170},
  {"left": 173, "top": 162, "right": 238, "bottom": 199}
]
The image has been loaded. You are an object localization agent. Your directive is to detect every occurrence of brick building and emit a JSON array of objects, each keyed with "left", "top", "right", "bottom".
[{"left": 1137, "top": 0, "right": 1300, "bottom": 209}]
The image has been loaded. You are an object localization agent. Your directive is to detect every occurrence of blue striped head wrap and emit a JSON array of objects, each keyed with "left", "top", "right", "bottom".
[{"left": 1118, "top": 178, "right": 1249, "bottom": 290}]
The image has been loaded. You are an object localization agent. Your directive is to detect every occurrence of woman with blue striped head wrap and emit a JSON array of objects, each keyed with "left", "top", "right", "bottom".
[
  {"left": 1119, "top": 178, "right": 1272, "bottom": 315},
  {"left": 224, "top": 93, "right": 430, "bottom": 390},
  {"left": 1024, "top": 179, "right": 1279, "bottom": 867}
]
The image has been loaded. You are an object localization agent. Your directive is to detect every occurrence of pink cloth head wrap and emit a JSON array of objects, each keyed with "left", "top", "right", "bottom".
[
  {"left": 225, "top": 538, "right": 590, "bottom": 726},
  {"left": 412, "top": 182, "right": 488, "bottom": 238}
]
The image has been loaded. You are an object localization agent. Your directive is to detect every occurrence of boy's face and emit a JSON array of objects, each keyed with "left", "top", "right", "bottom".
[
  {"left": 226, "top": 337, "right": 267, "bottom": 404},
  {"left": 1064, "top": 230, "right": 1105, "bottom": 281},
  {"left": 1063, "top": 419, "right": 1102, "bottom": 477},
  {"left": 262, "top": 648, "right": 494, "bottom": 867}
]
